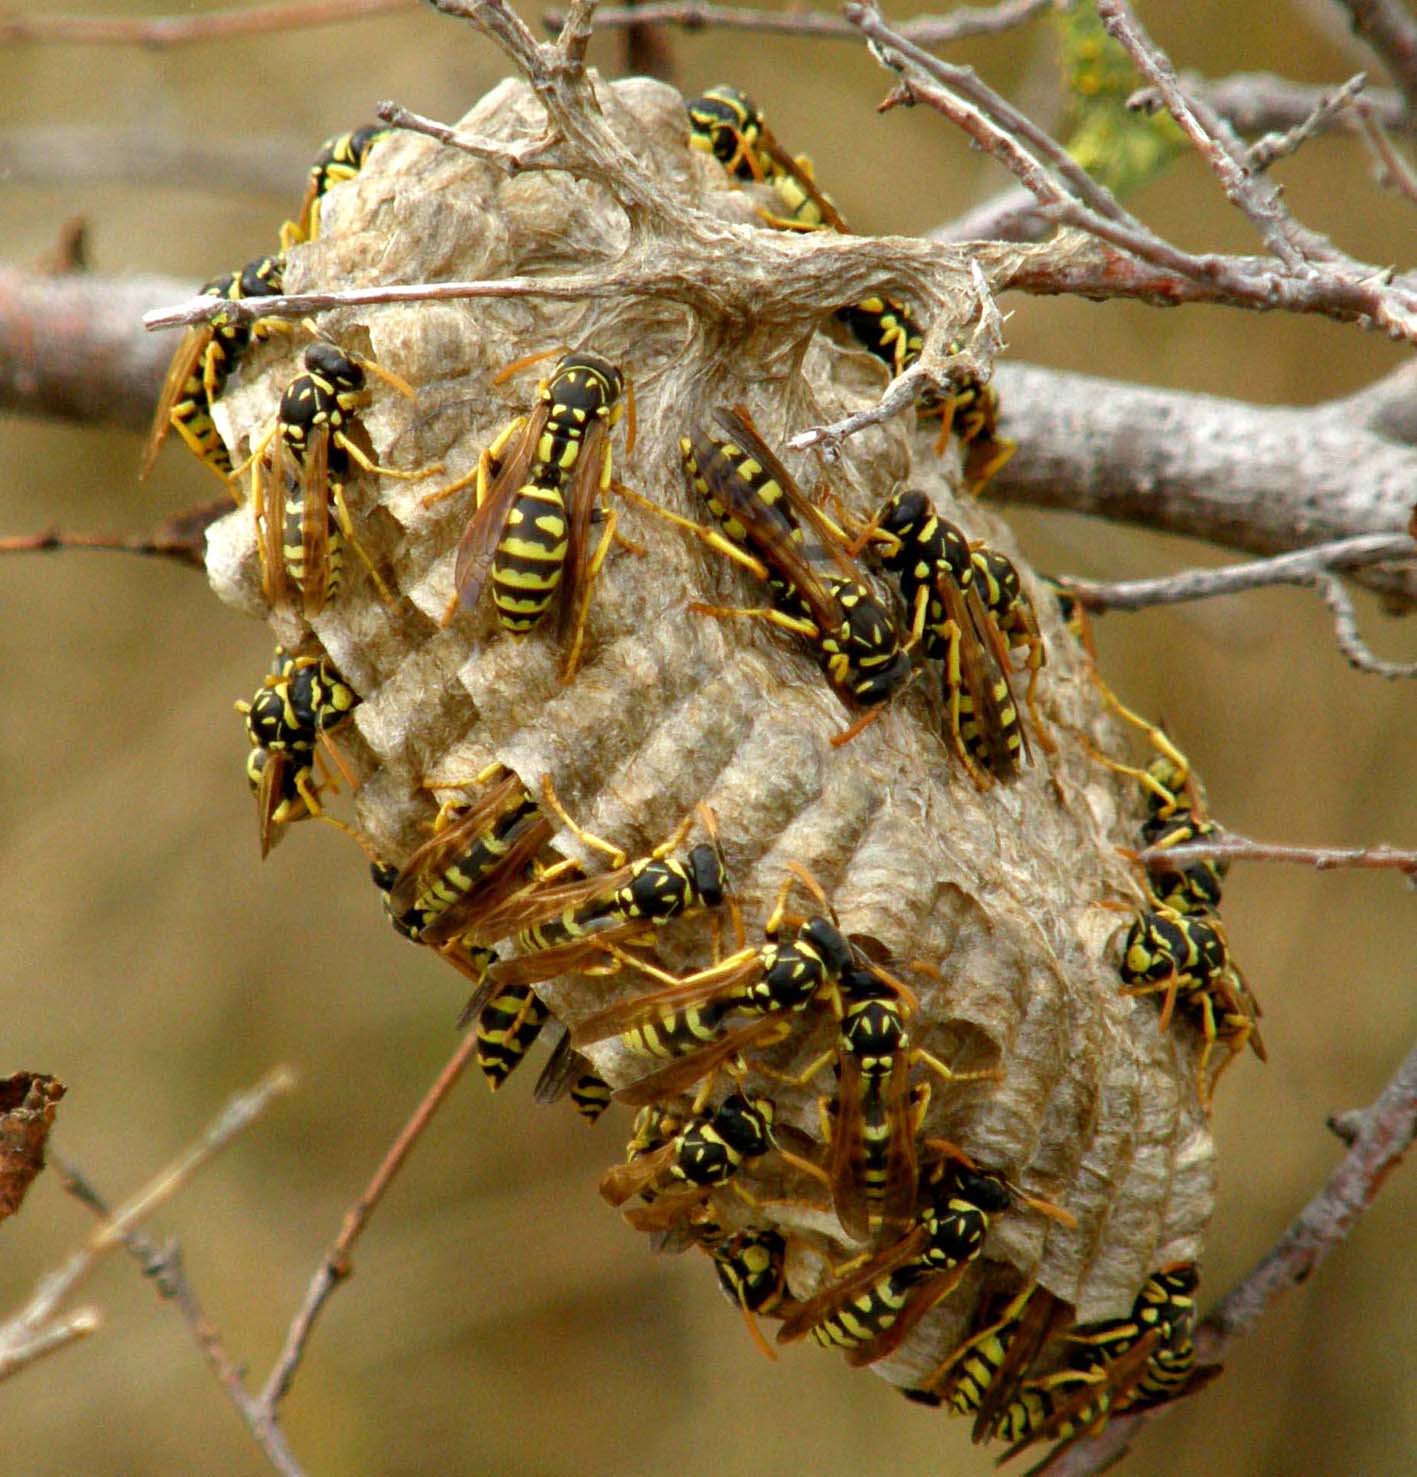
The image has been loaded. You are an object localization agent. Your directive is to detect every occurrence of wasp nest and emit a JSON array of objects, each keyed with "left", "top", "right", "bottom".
[{"left": 206, "top": 74, "right": 1213, "bottom": 1393}]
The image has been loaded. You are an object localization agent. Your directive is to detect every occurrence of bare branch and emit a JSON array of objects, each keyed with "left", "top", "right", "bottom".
[
  {"left": 1337, "top": 0, "right": 1417, "bottom": 113},
  {"left": 541, "top": 0, "right": 1053, "bottom": 45},
  {"left": 1247, "top": 73, "right": 1368, "bottom": 172},
  {"left": 1062, "top": 533, "right": 1415, "bottom": 609},
  {"left": 0, "top": 1310, "right": 102, "bottom": 1382},
  {"left": 259, "top": 1033, "right": 481, "bottom": 1412},
  {"left": 1355, "top": 97, "right": 1417, "bottom": 205},
  {"left": 0, "top": 267, "right": 173, "bottom": 429},
  {"left": 1096, "top": 0, "right": 1317, "bottom": 269},
  {"left": 1036, "top": 1034, "right": 1417, "bottom": 1475},
  {"left": 0, "top": 499, "right": 229, "bottom": 572},
  {"left": 54, "top": 1153, "right": 306, "bottom": 1477},
  {"left": 0, "top": 0, "right": 411, "bottom": 46},
  {"left": 1135, "top": 835, "right": 1417, "bottom": 879},
  {"left": 1313, "top": 572, "right": 1417, "bottom": 677},
  {"left": 1157, "top": 70, "right": 1412, "bottom": 137},
  {"left": 988, "top": 361, "right": 1417, "bottom": 606},
  {"left": 0, "top": 1068, "right": 294, "bottom": 1386}
]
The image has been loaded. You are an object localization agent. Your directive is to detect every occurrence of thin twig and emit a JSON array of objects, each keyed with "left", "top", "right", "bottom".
[
  {"left": 1036, "top": 1034, "right": 1417, "bottom": 1476},
  {"left": 259, "top": 1032, "right": 481, "bottom": 1411},
  {"left": 541, "top": 0, "right": 1053, "bottom": 45},
  {"left": 1355, "top": 97, "right": 1417, "bottom": 207},
  {"left": 1312, "top": 573, "right": 1417, "bottom": 677},
  {"left": 1142, "top": 70, "right": 1411, "bottom": 138},
  {"left": 1135, "top": 835, "right": 1417, "bottom": 880},
  {"left": 1337, "top": 0, "right": 1417, "bottom": 114},
  {"left": 1061, "top": 533, "right": 1416, "bottom": 610},
  {"left": 1096, "top": 0, "right": 1316, "bottom": 270},
  {"left": 1247, "top": 73, "right": 1368, "bottom": 172},
  {"left": 0, "top": 1311, "right": 102, "bottom": 1381},
  {"left": 0, "top": 1068, "right": 294, "bottom": 1385},
  {"left": 0, "top": 501, "right": 228, "bottom": 573},
  {"left": 53, "top": 1152, "right": 306, "bottom": 1477},
  {"left": 0, "top": 0, "right": 412, "bottom": 46}
]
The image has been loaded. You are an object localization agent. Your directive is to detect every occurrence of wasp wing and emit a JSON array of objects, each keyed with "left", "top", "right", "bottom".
[{"left": 451, "top": 407, "right": 546, "bottom": 614}]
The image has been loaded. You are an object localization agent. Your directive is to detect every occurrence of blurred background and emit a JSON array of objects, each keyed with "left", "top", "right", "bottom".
[{"left": 1, "top": 1, "right": 1414, "bottom": 1473}]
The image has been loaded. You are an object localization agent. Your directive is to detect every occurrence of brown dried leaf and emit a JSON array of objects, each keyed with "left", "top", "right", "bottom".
[{"left": 0, "top": 1072, "right": 66, "bottom": 1226}]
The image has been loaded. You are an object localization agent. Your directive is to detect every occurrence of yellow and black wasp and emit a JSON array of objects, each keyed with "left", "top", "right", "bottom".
[
  {"left": 992, "top": 1264, "right": 1211, "bottom": 1462},
  {"left": 569, "top": 909, "right": 855, "bottom": 1110},
  {"left": 776, "top": 1153, "right": 1012, "bottom": 1364},
  {"left": 533, "top": 1029, "right": 613, "bottom": 1124},
  {"left": 1119, "top": 907, "right": 1265, "bottom": 1107},
  {"left": 660, "top": 407, "right": 912, "bottom": 742},
  {"left": 599, "top": 1092, "right": 778, "bottom": 1232},
  {"left": 708, "top": 1227, "right": 792, "bottom": 1362},
  {"left": 252, "top": 337, "right": 426, "bottom": 619},
  {"left": 377, "top": 767, "right": 554, "bottom": 955},
  {"left": 686, "top": 84, "right": 847, "bottom": 232},
  {"left": 142, "top": 255, "right": 285, "bottom": 485},
  {"left": 803, "top": 964, "right": 1003, "bottom": 1245},
  {"left": 917, "top": 1282, "right": 1073, "bottom": 1441},
  {"left": 467, "top": 794, "right": 728, "bottom": 988},
  {"left": 281, "top": 124, "right": 391, "bottom": 249},
  {"left": 471, "top": 980, "right": 551, "bottom": 1091},
  {"left": 865, "top": 488, "right": 1029, "bottom": 783},
  {"left": 237, "top": 645, "right": 359, "bottom": 856},
  {"left": 421, "top": 350, "right": 630, "bottom": 681}
]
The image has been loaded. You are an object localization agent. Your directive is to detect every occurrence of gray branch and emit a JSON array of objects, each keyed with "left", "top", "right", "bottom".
[{"left": 988, "top": 360, "right": 1417, "bottom": 605}]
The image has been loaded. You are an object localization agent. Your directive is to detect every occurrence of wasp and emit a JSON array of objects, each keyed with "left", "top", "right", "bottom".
[
  {"left": 915, "top": 1283, "right": 1073, "bottom": 1441},
  {"left": 533, "top": 1028, "right": 613, "bottom": 1124},
  {"left": 969, "top": 546, "right": 1048, "bottom": 734},
  {"left": 570, "top": 911, "right": 855, "bottom": 1109},
  {"left": 1120, "top": 908, "right": 1265, "bottom": 1107},
  {"left": 421, "top": 351, "right": 630, "bottom": 681},
  {"left": 686, "top": 84, "right": 847, "bottom": 232},
  {"left": 599, "top": 1093, "right": 778, "bottom": 1232},
  {"left": 379, "top": 768, "right": 553, "bottom": 956},
  {"left": 252, "top": 338, "right": 428, "bottom": 619},
  {"left": 775, "top": 1153, "right": 1016, "bottom": 1364},
  {"left": 1140, "top": 806, "right": 1229, "bottom": 915},
  {"left": 709, "top": 1227, "right": 792, "bottom": 1362},
  {"left": 470, "top": 980, "right": 551, "bottom": 1090},
  {"left": 282, "top": 124, "right": 390, "bottom": 249},
  {"left": 791, "top": 965, "right": 1003, "bottom": 1244},
  {"left": 650, "top": 407, "right": 911, "bottom": 742},
  {"left": 992, "top": 1265, "right": 1210, "bottom": 1462},
  {"left": 142, "top": 255, "right": 286, "bottom": 485},
  {"left": 862, "top": 488, "right": 1028, "bottom": 783},
  {"left": 237, "top": 646, "right": 359, "bottom": 856},
  {"left": 469, "top": 791, "right": 728, "bottom": 988}
]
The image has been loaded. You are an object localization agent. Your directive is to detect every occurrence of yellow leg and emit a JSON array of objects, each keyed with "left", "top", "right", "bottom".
[
  {"left": 539, "top": 774, "right": 628, "bottom": 867},
  {"left": 330, "top": 482, "right": 394, "bottom": 604},
  {"left": 493, "top": 345, "right": 564, "bottom": 386},
  {"left": 614, "top": 481, "right": 770, "bottom": 582},
  {"left": 560, "top": 503, "right": 618, "bottom": 683},
  {"left": 688, "top": 602, "right": 819, "bottom": 638},
  {"left": 913, "top": 1049, "right": 1005, "bottom": 1088},
  {"left": 334, "top": 432, "right": 439, "bottom": 481}
]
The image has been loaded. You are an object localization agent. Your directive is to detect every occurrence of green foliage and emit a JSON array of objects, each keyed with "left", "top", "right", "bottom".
[{"left": 1056, "top": 3, "right": 1185, "bottom": 196}]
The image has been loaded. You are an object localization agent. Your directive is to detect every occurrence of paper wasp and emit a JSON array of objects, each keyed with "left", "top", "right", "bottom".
[
  {"left": 709, "top": 1227, "right": 791, "bottom": 1362},
  {"left": 469, "top": 791, "right": 727, "bottom": 988},
  {"left": 251, "top": 337, "right": 426, "bottom": 619},
  {"left": 918, "top": 1283, "right": 1073, "bottom": 1441},
  {"left": 534, "top": 1028, "right": 613, "bottom": 1124},
  {"left": 378, "top": 767, "right": 553, "bottom": 951},
  {"left": 282, "top": 123, "right": 390, "bottom": 249},
  {"left": 1120, "top": 908, "right": 1265, "bottom": 1107},
  {"left": 686, "top": 84, "right": 847, "bottom": 232},
  {"left": 655, "top": 407, "right": 911, "bottom": 741},
  {"left": 421, "top": 350, "right": 630, "bottom": 681},
  {"left": 863, "top": 489, "right": 1028, "bottom": 783},
  {"left": 569, "top": 897, "right": 854, "bottom": 1109},
  {"left": 472, "top": 980, "right": 551, "bottom": 1090},
  {"left": 237, "top": 645, "right": 358, "bottom": 856},
  {"left": 789, "top": 965, "right": 1004, "bottom": 1244},
  {"left": 775, "top": 1151, "right": 1023, "bottom": 1364},
  {"left": 599, "top": 1093, "right": 778, "bottom": 1231},
  {"left": 142, "top": 254, "right": 285, "bottom": 485},
  {"left": 992, "top": 1264, "right": 1209, "bottom": 1462},
  {"left": 970, "top": 547, "right": 1048, "bottom": 733}
]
